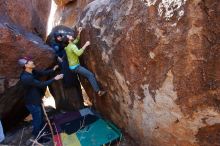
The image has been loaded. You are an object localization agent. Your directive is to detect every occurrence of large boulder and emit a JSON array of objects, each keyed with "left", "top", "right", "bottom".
[
  {"left": 0, "top": 0, "right": 51, "bottom": 39},
  {"left": 53, "top": 0, "right": 93, "bottom": 27},
  {"left": 0, "top": 22, "right": 55, "bottom": 95},
  {"left": 62, "top": 0, "right": 219, "bottom": 145}
]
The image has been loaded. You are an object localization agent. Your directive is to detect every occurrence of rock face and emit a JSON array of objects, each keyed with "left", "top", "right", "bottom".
[
  {"left": 0, "top": 0, "right": 51, "bottom": 39},
  {"left": 0, "top": 0, "right": 53, "bottom": 95},
  {"left": 53, "top": 0, "right": 93, "bottom": 27},
  {"left": 55, "top": 0, "right": 220, "bottom": 145},
  {"left": 54, "top": 0, "right": 76, "bottom": 6},
  {"left": 0, "top": 23, "right": 55, "bottom": 87},
  {"left": 0, "top": 0, "right": 53, "bottom": 129}
]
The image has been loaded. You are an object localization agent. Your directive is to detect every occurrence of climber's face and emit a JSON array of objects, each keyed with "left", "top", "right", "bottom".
[
  {"left": 67, "top": 35, "right": 74, "bottom": 41},
  {"left": 25, "top": 60, "right": 35, "bottom": 69}
]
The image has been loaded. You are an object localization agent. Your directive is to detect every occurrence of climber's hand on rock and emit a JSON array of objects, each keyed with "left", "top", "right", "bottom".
[
  {"left": 53, "top": 65, "right": 59, "bottom": 71},
  {"left": 85, "top": 41, "right": 90, "bottom": 47},
  {"left": 54, "top": 74, "right": 63, "bottom": 80},
  {"left": 78, "top": 27, "right": 83, "bottom": 33},
  {"left": 82, "top": 41, "right": 90, "bottom": 50}
]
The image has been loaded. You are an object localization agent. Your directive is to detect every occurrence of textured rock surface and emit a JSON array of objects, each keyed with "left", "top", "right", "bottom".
[
  {"left": 54, "top": 0, "right": 76, "bottom": 6},
  {"left": 0, "top": 0, "right": 53, "bottom": 94},
  {"left": 53, "top": 0, "right": 93, "bottom": 27},
  {"left": 0, "top": 0, "right": 51, "bottom": 39},
  {"left": 0, "top": 22, "right": 55, "bottom": 94},
  {"left": 54, "top": 0, "right": 219, "bottom": 145},
  {"left": 0, "top": 22, "right": 55, "bottom": 129}
]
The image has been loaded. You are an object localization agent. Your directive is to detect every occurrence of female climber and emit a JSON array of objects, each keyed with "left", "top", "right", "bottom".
[{"left": 63, "top": 27, "right": 106, "bottom": 97}]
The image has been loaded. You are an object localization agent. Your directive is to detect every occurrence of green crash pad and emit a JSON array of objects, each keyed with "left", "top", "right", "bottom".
[{"left": 61, "top": 119, "right": 122, "bottom": 146}]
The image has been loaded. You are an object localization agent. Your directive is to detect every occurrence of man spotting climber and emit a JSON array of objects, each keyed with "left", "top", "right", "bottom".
[
  {"left": 19, "top": 57, "right": 63, "bottom": 139},
  {"left": 63, "top": 27, "right": 106, "bottom": 96}
]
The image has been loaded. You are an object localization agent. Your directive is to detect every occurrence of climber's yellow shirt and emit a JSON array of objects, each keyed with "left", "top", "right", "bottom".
[{"left": 65, "top": 38, "right": 85, "bottom": 68}]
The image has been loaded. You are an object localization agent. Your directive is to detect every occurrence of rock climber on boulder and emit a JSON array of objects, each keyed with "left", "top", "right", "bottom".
[{"left": 63, "top": 27, "right": 106, "bottom": 97}]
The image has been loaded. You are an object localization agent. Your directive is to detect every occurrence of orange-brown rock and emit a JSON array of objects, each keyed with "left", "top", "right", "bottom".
[
  {"left": 0, "top": 0, "right": 51, "bottom": 39},
  {"left": 0, "top": 22, "right": 55, "bottom": 94},
  {"left": 0, "top": 21, "right": 55, "bottom": 129},
  {"left": 54, "top": 0, "right": 220, "bottom": 145},
  {"left": 54, "top": 0, "right": 76, "bottom": 6},
  {"left": 53, "top": 0, "right": 93, "bottom": 27}
]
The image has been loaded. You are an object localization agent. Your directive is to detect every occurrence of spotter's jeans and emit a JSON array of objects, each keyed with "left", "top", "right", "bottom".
[{"left": 26, "top": 104, "right": 43, "bottom": 136}]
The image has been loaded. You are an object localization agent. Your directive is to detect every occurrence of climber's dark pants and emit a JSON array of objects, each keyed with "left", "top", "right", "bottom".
[
  {"left": 72, "top": 65, "right": 100, "bottom": 92},
  {"left": 26, "top": 104, "right": 43, "bottom": 136}
]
